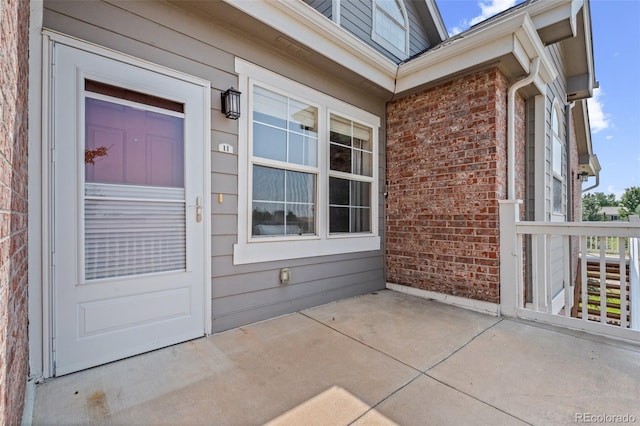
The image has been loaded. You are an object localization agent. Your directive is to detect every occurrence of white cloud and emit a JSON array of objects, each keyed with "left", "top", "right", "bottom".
[
  {"left": 469, "top": 0, "right": 519, "bottom": 26},
  {"left": 606, "top": 135, "right": 613, "bottom": 140},
  {"left": 587, "top": 88, "right": 611, "bottom": 133},
  {"left": 448, "top": 0, "right": 518, "bottom": 35}
]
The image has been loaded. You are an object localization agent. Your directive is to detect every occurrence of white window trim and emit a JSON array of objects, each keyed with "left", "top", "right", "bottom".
[
  {"left": 551, "top": 99, "right": 565, "bottom": 220},
  {"left": 371, "top": 0, "right": 410, "bottom": 60},
  {"left": 234, "top": 59, "right": 380, "bottom": 264}
]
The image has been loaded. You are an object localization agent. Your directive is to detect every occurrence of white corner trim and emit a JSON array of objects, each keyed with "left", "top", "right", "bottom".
[
  {"left": 386, "top": 283, "right": 500, "bottom": 316},
  {"left": 223, "top": 0, "right": 396, "bottom": 90},
  {"left": 21, "top": 378, "right": 36, "bottom": 426}
]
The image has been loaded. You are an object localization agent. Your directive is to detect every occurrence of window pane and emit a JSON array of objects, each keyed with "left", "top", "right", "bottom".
[
  {"left": 351, "top": 207, "right": 371, "bottom": 233},
  {"left": 552, "top": 108, "right": 560, "bottom": 136},
  {"left": 553, "top": 177, "right": 563, "bottom": 213},
  {"left": 330, "top": 115, "right": 373, "bottom": 177},
  {"left": 351, "top": 181, "right": 371, "bottom": 208},
  {"left": 353, "top": 123, "right": 372, "bottom": 151},
  {"left": 377, "top": 0, "right": 404, "bottom": 22},
  {"left": 330, "top": 207, "right": 349, "bottom": 233},
  {"left": 353, "top": 150, "right": 373, "bottom": 177},
  {"left": 252, "top": 166, "right": 316, "bottom": 237},
  {"left": 289, "top": 98, "right": 318, "bottom": 135},
  {"left": 289, "top": 132, "right": 317, "bottom": 167},
  {"left": 254, "top": 86, "right": 287, "bottom": 128},
  {"left": 553, "top": 136, "right": 562, "bottom": 175},
  {"left": 253, "top": 86, "right": 318, "bottom": 167},
  {"left": 253, "top": 202, "right": 285, "bottom": 235},
  {"left": 329, "top": 177, "right": 350, "bottom": 205},
  {"left": 375, "top": 9, "right": 406, "bottom": 52},
  {"left": 330, "top": 144, "right": 352, "bottom": 173},
  {"left": 85, "top": 97, "right": 184, "bottom": 187},
  {"left": 253, "top": 166, "right": 284, "bottom": 201},
  {"left": 253, "top": 123, "right": 287, "bottom": 162},
  {"left": 329, "top": 178, "right": 371, "bottom": 233},
  {"left": 286, "top": 204, "right": 315, "bottom": 235},
  {"left": 286, "top": 170, "right": 315, "bottom": 203}
]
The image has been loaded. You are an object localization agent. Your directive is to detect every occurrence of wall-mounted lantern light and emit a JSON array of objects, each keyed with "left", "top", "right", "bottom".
[
  {"left": 221, "top": 87, "right": 241, "bottom": 120},
  {"left": 577, "top": 171, "right": 590, "bottom": 183}
]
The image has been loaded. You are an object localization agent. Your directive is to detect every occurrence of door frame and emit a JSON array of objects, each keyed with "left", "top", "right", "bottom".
[{"left": 35, "top": 31, "right": 211, "bottom": 378}]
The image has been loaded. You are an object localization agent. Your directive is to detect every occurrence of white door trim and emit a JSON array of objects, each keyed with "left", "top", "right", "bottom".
[{"left": 37, "top": 31, "right": 211, "bottom": 378}]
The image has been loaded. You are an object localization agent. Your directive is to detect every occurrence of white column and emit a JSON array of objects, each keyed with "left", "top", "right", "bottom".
[{"left": 499, "top": 200, "right": 523, "bottom": 317}]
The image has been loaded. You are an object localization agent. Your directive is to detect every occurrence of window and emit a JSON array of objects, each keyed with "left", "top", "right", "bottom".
[
  {"left": 234, "top": 59, "right": 380, "bottom": 264},
  {"left": 251, "top": 86, "right": 318, "bottom": 237},
  {"left": 551, "top": 103, "right": 563, "bottom": 215},
  {"left": 329, "top": 115, "right": 373, "bottom": 233},
  {"left": 372, "top": 0, "right": 409, "bottom": 59}
]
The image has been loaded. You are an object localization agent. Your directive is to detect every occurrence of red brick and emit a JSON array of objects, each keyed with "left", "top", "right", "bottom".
[
  {"left": 386, "top": 68, "right": 526, "bottom": 304},
  {"left": 0, "top": 0, "right": 30, "bottom": 424}
]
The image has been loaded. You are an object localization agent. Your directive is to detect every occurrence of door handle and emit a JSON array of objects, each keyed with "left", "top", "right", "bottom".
[{"left": 195, "top": 196, "right": 202, "bottom": 223}]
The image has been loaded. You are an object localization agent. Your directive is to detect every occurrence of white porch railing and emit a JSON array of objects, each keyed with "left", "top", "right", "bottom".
[{"left": 499, "top": 201, "right": 640, "bottom": 343}]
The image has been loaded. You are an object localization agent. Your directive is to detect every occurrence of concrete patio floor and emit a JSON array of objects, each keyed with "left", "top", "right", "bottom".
[{"left": 29, "top": 290, "right": 640, "bottom": 425}]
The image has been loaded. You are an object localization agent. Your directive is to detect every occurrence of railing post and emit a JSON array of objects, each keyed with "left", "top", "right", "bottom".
[
  {"left": 499, "top": 200, "right": 523, "bottom": 317},
  {"left": 630, "top": 216, "right": 640, "bottom": 330}
]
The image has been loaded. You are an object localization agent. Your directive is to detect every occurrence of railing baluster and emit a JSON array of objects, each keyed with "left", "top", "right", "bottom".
[
  {"left": 564, "top": 235, "right": 571, "bottom": 317},
  {"left": 599, "top": 237, "right": 607, "bottom": 324},
  {"left": 516, "top": 232, "right": 524, "bottom": 309},
  {"left": 581, "top": 236, "right": 588, "bottom": 322},
  {"left": 532, "top": 235, "right": 539, "bottom": 311},
  {"left": 620, "top": 237, "right": 628, "bottom": 328},
  {"left": 546, "top": 234, "right": 552, "bottom": 312}
]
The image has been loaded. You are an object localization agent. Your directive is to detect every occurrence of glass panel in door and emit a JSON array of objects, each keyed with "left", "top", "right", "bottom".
[{"left": 83, "top": 88, "right": 187, "bottom": 281}]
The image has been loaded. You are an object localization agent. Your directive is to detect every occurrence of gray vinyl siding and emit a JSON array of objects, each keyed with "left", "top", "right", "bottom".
[
  {"left": 338, "top": 0, "right": 430, "bottom": 62},
  {"left": 44, "top": 0, "right": 386, "bottom": 333},
  {"left": 303, "top": 0, "right": 333, "bottom": 20}
]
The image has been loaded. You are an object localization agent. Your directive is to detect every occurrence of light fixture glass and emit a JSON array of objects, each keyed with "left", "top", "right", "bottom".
[{"left": 221, "top": 87, "right": 241, "bottom": 120}]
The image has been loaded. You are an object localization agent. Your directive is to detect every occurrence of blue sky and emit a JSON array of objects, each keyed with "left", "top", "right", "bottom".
[{"left": 435, "top": 0, "right": 640, "bottom": 200}]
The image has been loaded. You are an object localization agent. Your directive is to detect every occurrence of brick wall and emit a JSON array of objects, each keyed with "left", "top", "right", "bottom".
[
  {"left": 386, "top": 68, "right": 526, "bottom": 304},
  {"left": 0, "top": 0, "right": 30, "bottom": 424}
]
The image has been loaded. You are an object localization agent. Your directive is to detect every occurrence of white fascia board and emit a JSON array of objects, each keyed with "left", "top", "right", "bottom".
[
  {"left": 424, "top": 0, "right": 449, "bottom": 42},
  {"left": 223, "top": 0, "right": 397, "bottom": 91},
  {"left": 396, "top": 13, "right": 556, "bottom": 93},
  {"left": 529, "top": 0, "right": 582, "bottom": 37},
  {"left": 513, "top": 16, "right": 557, "bottom": 84}
]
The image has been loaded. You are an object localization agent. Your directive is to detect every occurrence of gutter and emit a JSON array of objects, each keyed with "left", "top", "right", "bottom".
[{"left": 507, "top": 56, "right": 540, "bottom": 200}]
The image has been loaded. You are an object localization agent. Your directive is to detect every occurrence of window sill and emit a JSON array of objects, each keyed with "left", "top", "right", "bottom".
[{"left": 233, "top": 235, "right": 381, "bottom": 264}]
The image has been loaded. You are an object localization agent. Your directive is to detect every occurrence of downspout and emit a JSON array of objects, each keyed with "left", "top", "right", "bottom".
[{"left": 507, "top": 57, "right": 540, "bottom": 200}]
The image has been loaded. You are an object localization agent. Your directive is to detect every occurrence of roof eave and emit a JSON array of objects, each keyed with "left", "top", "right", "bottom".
[
  {"left": 573, "top": 99, "right": 599, "bottom": 176},
  {"left": 222, "top": 0, "right": 398, "bottom": 91},
  {"left": 396, "top": 13, "right": 557, "bottom": 95}
]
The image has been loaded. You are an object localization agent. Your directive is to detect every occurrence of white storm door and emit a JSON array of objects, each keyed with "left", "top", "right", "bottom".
[{"left": 52, "top": 42, "right": 208, "bottom": 376}]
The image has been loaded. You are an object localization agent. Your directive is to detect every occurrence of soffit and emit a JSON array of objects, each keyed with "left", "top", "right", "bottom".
[{"left": 572, "top": 99, "right": 600, "bottom": 176}]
